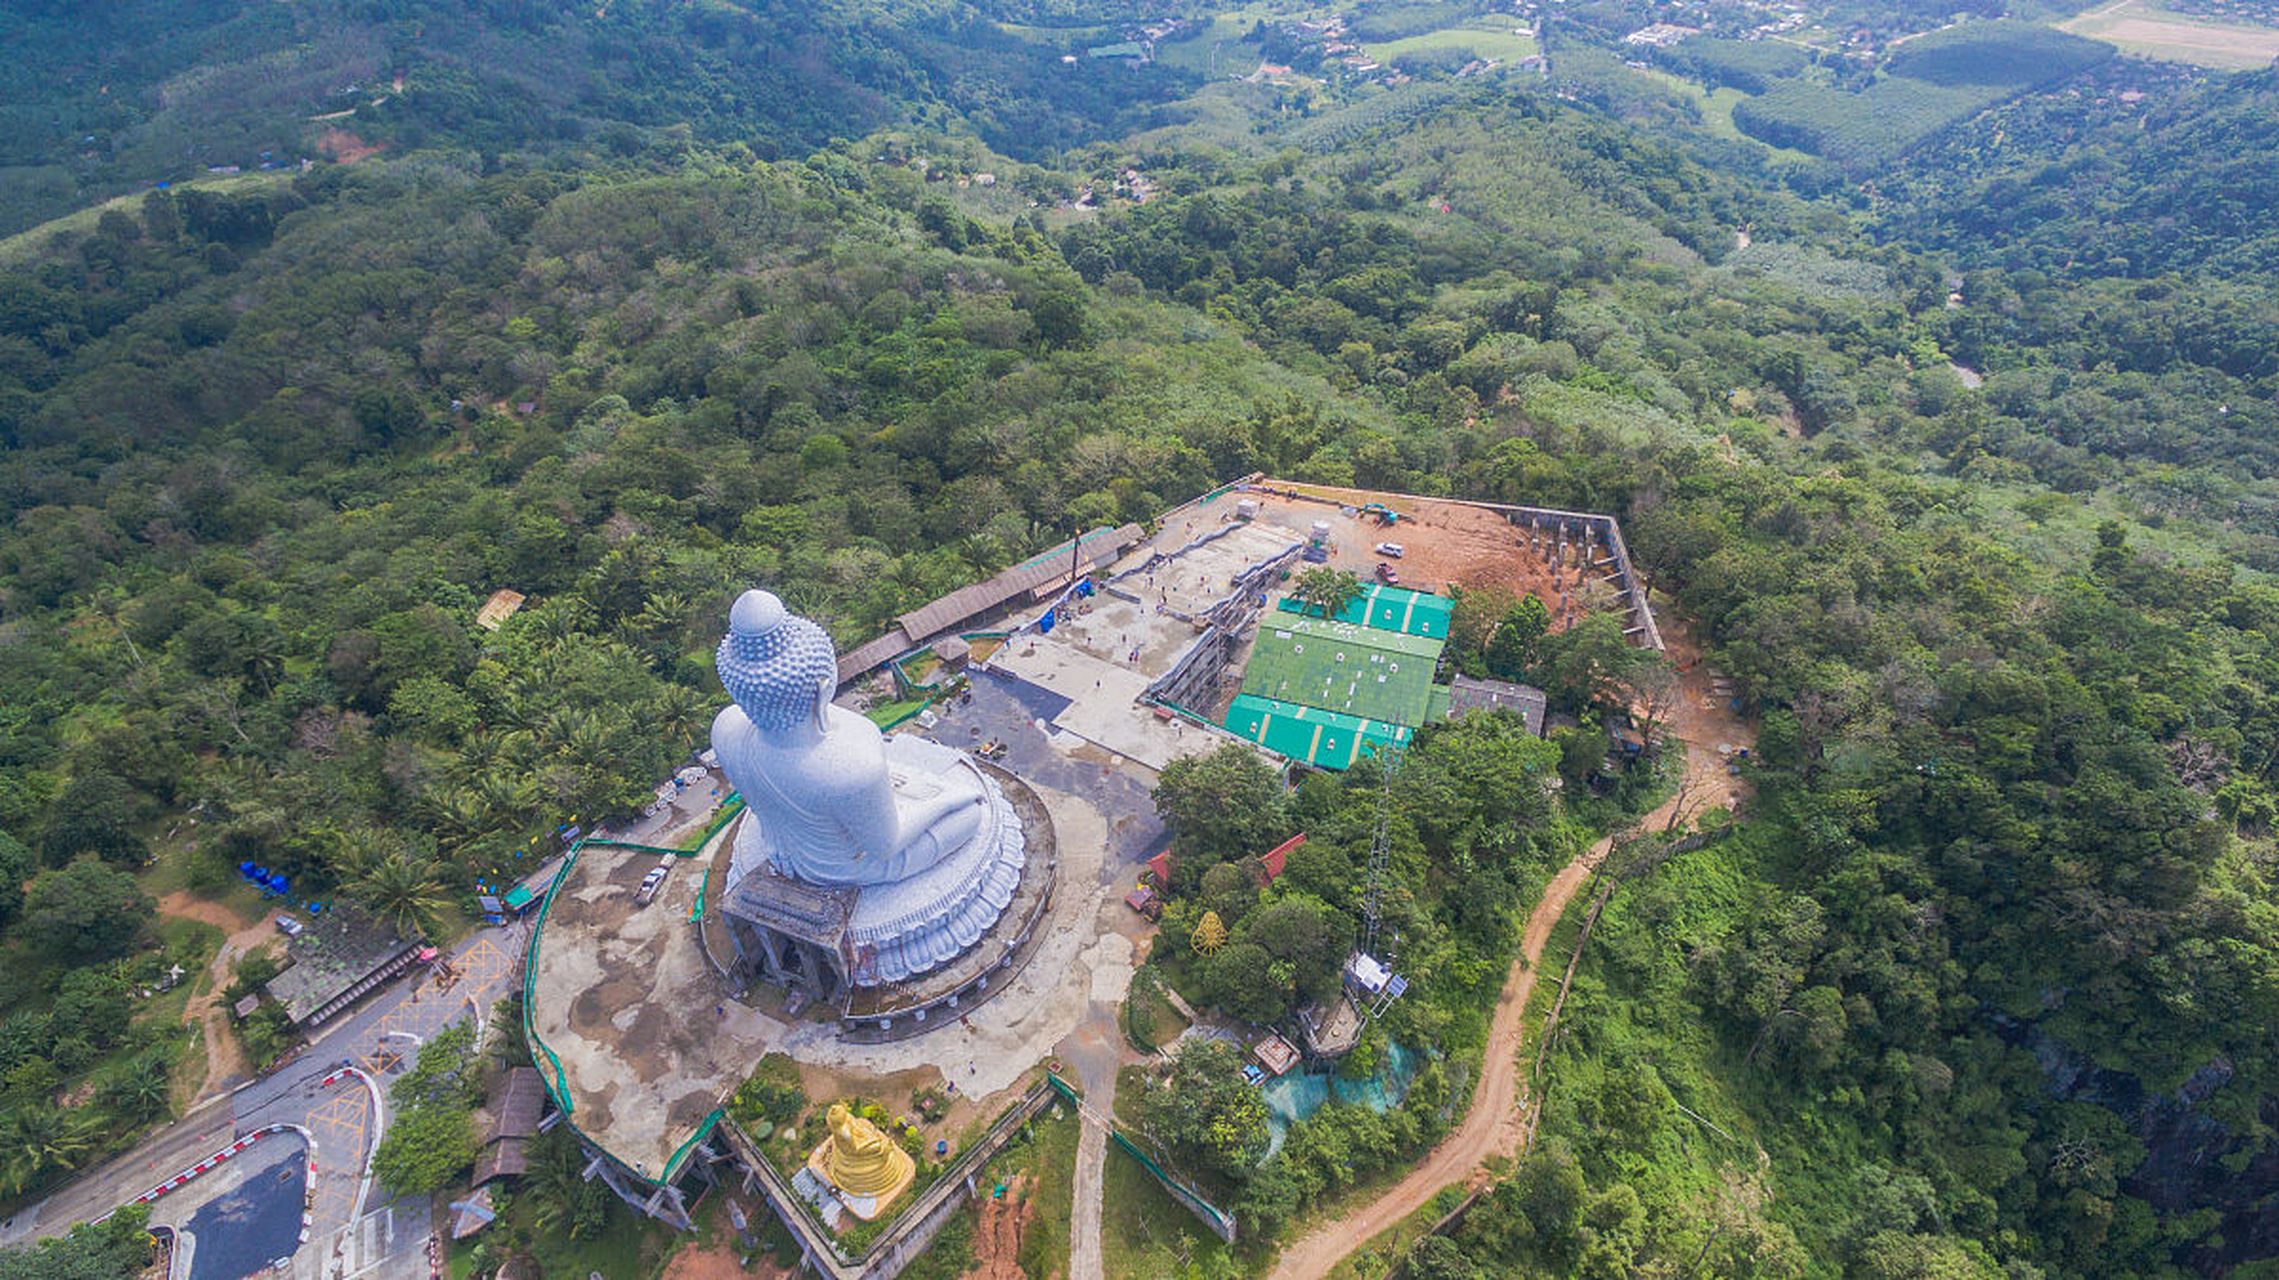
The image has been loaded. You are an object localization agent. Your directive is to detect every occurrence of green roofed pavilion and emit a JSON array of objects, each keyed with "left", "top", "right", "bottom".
[
  {"left": 1225, "top": 694, "right": 1412, "bottom": 770},
  {"left": 1275, "top": 584, "right": 1454, "bottom": 640},
  {"left": 1238, "top": 614, "right": 1443, "bottom": 730}
]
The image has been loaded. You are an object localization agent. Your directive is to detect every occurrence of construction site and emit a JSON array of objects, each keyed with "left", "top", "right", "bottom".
[
  {"left": 951, "top": 477, "right": 1659, "bottom": 774},
  {"left": 516, "top": 475, "right": 1661, "bottom": 1277}
]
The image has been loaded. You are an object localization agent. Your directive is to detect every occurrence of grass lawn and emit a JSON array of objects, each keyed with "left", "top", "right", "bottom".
[
  {"left": 2058, "top": 0, "right": 2279, "bottom": 69},
  {"left": 1121, "top": 969, "right": 1191, "bottom": 1052},
  {"left": 975, "top": 1104, "right": 1081, "bottom": 1280},
  {"left": 147, "top": 918, "right": 225, "bottom": 1018},
  {"left": 864, "top": 698, "right": 931, "bottom": 728},
  {"left": 1156, "top": 12, "right": 1268, "bottom": 74},
  {"left": 1100, "top": 1142, "right": 1239, "bottom": 1280},
  {"left": 0, "top": 171, "right": 291, "bottom": 266},
  {"left": 994, "top": 19, "right": 1116, "bottom": 47},
  {"left": 1628, "top": 68, "right": 1819, "bottom": 165}
]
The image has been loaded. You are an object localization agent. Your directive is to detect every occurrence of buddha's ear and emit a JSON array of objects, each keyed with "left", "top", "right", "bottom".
[{"left": 813, "top": 670, "right": 834, "bottom": 734}]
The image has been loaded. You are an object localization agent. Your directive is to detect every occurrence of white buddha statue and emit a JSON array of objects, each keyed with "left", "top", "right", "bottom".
[{"left": 711, "top": 590, "right": 987, "bottom": 886}]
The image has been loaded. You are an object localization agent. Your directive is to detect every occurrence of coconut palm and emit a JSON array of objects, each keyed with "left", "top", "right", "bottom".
[
  {"left": 348, "top": 852, "right": 453, "bottom": 941},
  {"left": 419, "top": 784, "right": 493, "bottom": 846},
  {"left": 0, "top": 1107, "right": 97, "bottom": 1196},
  {"left": 102, "top": 1053, "right": 175, "bottom": 1125},
  {"left": 652, "top": 683, "right": 713, "bottom": 742},
  {"left": 520, "top": 1126, "right": 599, "bottom": 1240}
]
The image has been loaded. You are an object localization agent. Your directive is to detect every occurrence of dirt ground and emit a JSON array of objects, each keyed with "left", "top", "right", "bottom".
[
  {"left": 157, "top": 891, "right": 277, "bottom": 1102},
  {"left": 964, "top": 1173, "right": 1034, "bottom": 1280},
  {"left": 658, "top": 1189, "right": 797, "bottom": 1280},
  {"left": 1169, "top": 482, "right": 1609, "bottom": 632},
  {"left": 1266, "top": 612, "right": 1753, "bottom": 1280},
  {"left": 315, "top": 128, "right": 385, "bottom": 163},
  {"left": 790, "top": 1059, "right": 998, "bottom": 1153}
]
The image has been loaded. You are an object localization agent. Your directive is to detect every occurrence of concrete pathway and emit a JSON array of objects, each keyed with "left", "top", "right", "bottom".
[{"left": 1060, "top": 1013, "right": 1125, "bottom": 1280}]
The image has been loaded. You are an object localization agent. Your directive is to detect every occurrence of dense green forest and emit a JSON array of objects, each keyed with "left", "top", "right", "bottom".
[
  {"left": 0, "top": 0, "right": 1200, "bottom": 238},
  {"left": 4, "top": 1, "right": 2279, "bottom": 1275}
]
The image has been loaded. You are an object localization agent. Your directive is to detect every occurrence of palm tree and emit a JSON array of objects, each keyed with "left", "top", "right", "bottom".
[
  {"left": 349, "top": 852, "right": 452, "bottom": 941},
  {"left": 1291, "top": 567, "right": 1364, "bottom": 619},
  {"left": 475, "top": 773, "right": 541, "bottom": 833},
  {"left": 0, "top": 1107, "right": 96, "bottom": 1196},
  {"left": 519, "top": 1127, "right": 584, "bottom": 1239},
  {"left": 419, "top": 784, "right": 493, "bottom": 846},
  {"left": 652, "top": 684, "right": 713, "bottom": 743},
  {"left": 626, "top": 591, "right": 693, "bottom": 665},
  {"left": 103, "top": 1054, "right": 175, "bottom": 1125}
]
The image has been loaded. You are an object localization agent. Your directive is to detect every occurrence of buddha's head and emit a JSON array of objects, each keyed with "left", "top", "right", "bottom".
[{"left": 718, "top": 589, "right": 838, "bottom": 735}]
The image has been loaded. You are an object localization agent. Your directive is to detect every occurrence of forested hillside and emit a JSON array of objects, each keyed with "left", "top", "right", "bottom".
[
  {"left": 1883, "top": 65, "right": 2279, "bottom": 280},
  {"left": 3, "top": 5, "right": 2279, "bottom": 1276},
  {"left": 0, "top": 0, "right": 1197, "bottom": 238}
]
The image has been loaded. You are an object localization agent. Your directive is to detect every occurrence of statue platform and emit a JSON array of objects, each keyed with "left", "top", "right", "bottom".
[{"left": 706, "top": 758, "right": 1059, "bottom": 1040}]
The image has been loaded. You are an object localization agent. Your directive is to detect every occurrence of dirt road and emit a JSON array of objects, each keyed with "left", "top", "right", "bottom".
[
  {"left": 1266, "top": 622, "right": 1749, "bottom": 1280},
  {"left": 156, "top": 892, "right": 275, "bottom": 1103}
]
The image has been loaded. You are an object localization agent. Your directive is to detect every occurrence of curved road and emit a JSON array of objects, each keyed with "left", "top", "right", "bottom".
[
  {"left": 0, "top": 925, "right": 520, "bottom": 1280},
  {"left": 1268, "top": 632, "right": 1750, "bottom": 1280}
]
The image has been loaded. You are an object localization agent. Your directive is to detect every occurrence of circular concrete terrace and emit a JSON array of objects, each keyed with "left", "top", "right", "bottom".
[{"left": 523, "top": 749, "right": 1130, "bottom": 1190}]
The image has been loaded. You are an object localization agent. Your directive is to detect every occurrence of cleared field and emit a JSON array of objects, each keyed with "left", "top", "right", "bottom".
[
  {"left": 1630, "top": 66, "right": 1820, "bottom": 163},
  {"left": 0, "top": 171, "right": 292, "bottom": 266},
  {"left": 1154, "top": 12, "right": 1265, "bottom": 73},
  {"left": 995, "top": 20, "right": 1115, "bottom": 45},
  {"left": 2061, "top": 0, "right": 2279, "bottom": 68},
  {"left": 1366, "top": 19, "right": 1538, "bottom": 64}
]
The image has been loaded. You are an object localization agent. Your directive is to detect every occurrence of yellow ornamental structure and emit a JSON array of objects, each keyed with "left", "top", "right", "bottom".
[
  {"left": 807, "top": 1103, "right": 916, "bottom": 1220},
  {"left": 1191, "top": 910, "right": 1228, "bottom": 954}
]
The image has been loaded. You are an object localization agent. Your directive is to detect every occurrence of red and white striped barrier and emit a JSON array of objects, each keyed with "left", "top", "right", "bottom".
[{"left": 107, "top": 1123, "right": 316, "bottom": 1215}]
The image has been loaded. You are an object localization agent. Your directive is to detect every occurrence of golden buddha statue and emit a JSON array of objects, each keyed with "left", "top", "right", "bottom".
[{"left": 806, "top": 1102, "right": 915, "bottom": 1218}]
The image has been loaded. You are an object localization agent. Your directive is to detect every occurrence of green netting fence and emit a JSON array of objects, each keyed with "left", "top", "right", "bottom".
[{"left": 522, "top": 793, "right": 747, "bottom": 1188}]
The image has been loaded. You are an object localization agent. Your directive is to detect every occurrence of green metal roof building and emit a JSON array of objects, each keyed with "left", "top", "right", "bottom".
[
  {"left": 1225, "top": 694, "right": 1412, "bottom": 770},
  {"left": 1275, "top": 584, "right": 1454, "bottom": 640},
  {"left": 1228, "top": 614, "right": 1446, "bottom": 767}
]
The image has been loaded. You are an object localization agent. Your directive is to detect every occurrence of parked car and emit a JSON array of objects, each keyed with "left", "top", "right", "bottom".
[
  {"left": 1373, "top": 541, "right": 1405, "bottom": 558},
  {"left": 1374, "top": 562, "right": 1401, "bottom": 585},
  {"left": 635, "top": 865, "right": 669, "bottom": 906},
  {"left": 275, "top": 914, "right": 305, "bottom": 938}
]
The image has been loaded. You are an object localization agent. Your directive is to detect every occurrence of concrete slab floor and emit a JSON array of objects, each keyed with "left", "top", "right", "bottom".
[
  {"left": 987, "top": 637, "right": 1209, "bottom": 772},
  {"left": 528, "top": 746, "right": 1153, "bottom": 1176},
  {"left": 527, "top": 822, "right": 754, "bottom": 1180}
]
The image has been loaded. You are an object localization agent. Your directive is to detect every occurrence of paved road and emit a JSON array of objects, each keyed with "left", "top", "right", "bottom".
[{"left": 0, "top": 922, "right": 524, "bottom": 1280}]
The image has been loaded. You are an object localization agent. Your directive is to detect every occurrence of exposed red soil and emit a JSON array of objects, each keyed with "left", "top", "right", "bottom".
[
  {"left": 316, "top": 128, "right": 385, "bottom": 164},
  {"left": 963, "top": 1173, "right": 1035, "bottom": 1280}
]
